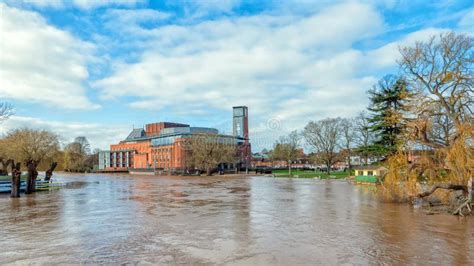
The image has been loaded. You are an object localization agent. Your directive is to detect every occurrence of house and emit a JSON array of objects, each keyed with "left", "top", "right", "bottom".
[
  {"left": 354, "top": 165, "right": 387, "bottom": 177},
  {"left": 353, "top": 165, "right": 388, "bottom": 184}
]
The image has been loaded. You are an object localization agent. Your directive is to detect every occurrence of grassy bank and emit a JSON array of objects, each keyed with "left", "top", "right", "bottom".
[
  {"left": 0, "top": 175, "right": 28, "bottom": 182},
  {"left": 272, "top": 169, "right": 351, "bottom": 179}
]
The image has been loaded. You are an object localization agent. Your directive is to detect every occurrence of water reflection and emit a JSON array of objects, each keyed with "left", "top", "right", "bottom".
[{"left": 0, "top": 174, "right": 472, "bottom": 264}]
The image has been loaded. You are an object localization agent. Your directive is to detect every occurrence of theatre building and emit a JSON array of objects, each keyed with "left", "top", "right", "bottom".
[{"left": 98, "top": 106, "right": 251, "bottom": 173}]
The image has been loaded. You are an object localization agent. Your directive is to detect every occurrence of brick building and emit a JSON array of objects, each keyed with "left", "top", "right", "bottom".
[{"left": 98, "top": 106, "right": 251, "bottom": 173}]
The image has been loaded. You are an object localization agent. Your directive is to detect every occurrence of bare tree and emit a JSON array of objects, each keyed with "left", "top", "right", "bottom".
[
  {"left": 0, "top": 128, "right": 60, "bottom": 163},
  {"left": 340, "top": 118, "right": 355, "bottom": 169},
  {"left": 303, "top": 118, "right": 342, "bottom": 174},
  {"left": 0, "top": 102, "right": 13, "bottom": 122},
  {"left": 399, "top": 32, "right": 473, "bottom": 148},
  {"left": 272, "top": 130, "right": 301, "bottom": 176},
  {"left": 63, "top": 136, "right": 94, "bottom": 172},
  {"left": 354, "top": 111, "right": 374, "bottom": 165},
  {"left": 63, "top": 142, "right": 87, "bottom": 172},
  {"left": 0, "top": 128, "right": 59, "bottom": 193},
  {"left": 383, "top": 32, "right": 474, "bottom": 214},
  {"left": 74, "top": 136, "right": 91, "bottom": 155},
  {"left": 428, "top": 105, "right": 456, "bottom": 147},
  {"left": 185, "top": 134, "right": 237, "bottom": 176}
]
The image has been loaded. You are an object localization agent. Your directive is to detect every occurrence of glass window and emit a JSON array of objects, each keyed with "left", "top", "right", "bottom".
[{"left": 233, "top": 108, "right": 244, "bottom": 116}]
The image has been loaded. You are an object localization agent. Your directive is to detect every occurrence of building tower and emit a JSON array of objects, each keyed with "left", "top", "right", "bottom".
[
  {"left": 233, "top": 106, "right": 251, "bottom": 170},
  {"left": 233, "top": 106, "right": 248, "bottom": 139}
]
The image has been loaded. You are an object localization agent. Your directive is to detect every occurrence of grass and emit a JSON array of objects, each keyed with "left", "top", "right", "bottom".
[
  {"left": 272, "top": 169, "right": 351, "bottom": 179},
  {"left": 0, "top": 174, "right": 28, "bottom": 182}
]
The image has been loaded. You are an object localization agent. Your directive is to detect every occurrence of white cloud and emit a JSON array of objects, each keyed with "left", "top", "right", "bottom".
[
  {"left": 0, "top": 3, "right": 99, "bottom": 109},
  {"left": 94, "top": 1, "right": 384, "bottom": 119},
  {"left": 366, "top": 27, "right": 449, "bottom": 69},
  {"left": 0, "top": 115, "right": 130, "bottom": 150},
  {"left": 169, "top": 0, "right": 240, "bottom": 19},
  {"left": 14, "top": 0, "right": 64, "bottom": 9},
  {"left": 103, "top": 8, "right": 171, "bottom": 24},
  {"left": 93, "top": 1, "right": 466, "bottom": 151},
  {"left": 91, "top": 2, "right": 386, "bottom": 151},
  {"left": 3, "top": 0, "right": 144, "bottom": 10},
  {"left": 458, "top": 8, "right": 474, "bottom": 32},
  {"left": 72, "top": 0, "right": 143, "bottom": 10}
]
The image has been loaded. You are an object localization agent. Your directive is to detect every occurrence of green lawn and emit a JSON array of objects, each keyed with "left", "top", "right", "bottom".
[
  {"left": 272, "top": 169, "right": 351, "bottom": 179},
  {"left": 0, "top": 175, "right": 28, "bottom": 182}
]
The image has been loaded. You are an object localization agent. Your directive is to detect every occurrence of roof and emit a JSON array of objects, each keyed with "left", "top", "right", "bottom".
[
  {"left": 125, "top": 128, "right": 145, "bottom": 141},
  {"left": 252, "top": 153, "right": 269, "bottom": 160},
  {"left": 353, "top": 165, "right": 387, "bottom": 171}
]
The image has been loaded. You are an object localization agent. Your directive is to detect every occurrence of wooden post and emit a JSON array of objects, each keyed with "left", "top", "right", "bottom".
[{"left": 11, "top": 161, "right": 21, "bottom": 198}]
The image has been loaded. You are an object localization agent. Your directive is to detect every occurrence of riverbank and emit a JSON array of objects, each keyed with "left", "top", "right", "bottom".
[{"left": 272, "top": 169, "right": 351, "bottom": 179}]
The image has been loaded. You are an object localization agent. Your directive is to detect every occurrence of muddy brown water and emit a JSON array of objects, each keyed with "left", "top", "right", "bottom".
[{"left": 0, "top": 174, "right": 472, "bottom": 265}]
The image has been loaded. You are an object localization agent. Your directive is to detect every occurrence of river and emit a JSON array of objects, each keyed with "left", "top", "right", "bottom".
[{"left": 0, "top": 174, "right": 472, "bottom": 265}]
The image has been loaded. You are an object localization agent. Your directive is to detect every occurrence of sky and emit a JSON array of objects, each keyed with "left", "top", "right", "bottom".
[{"left": 0, "top": 0, "right": 473, "bottom": 151}]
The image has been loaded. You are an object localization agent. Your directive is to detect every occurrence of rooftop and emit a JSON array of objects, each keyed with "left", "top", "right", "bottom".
[
  {"left": 353, "top": 165, "right": 387, "bottom": 170},
  {"left": 125, "top": 128, "right": 145, "bottom": 141}
]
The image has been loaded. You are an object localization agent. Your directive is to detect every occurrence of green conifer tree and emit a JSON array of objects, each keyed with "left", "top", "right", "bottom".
[{"left": 367, "top": 75, "right": 411, "bottom": 157}]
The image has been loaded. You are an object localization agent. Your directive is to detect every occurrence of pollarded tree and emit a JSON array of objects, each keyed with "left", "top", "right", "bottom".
[
  {"left": 1, "top": 128, "right": 60, "bottom": 164},
  {"left": 0, "top": 128, "right": 59, "bottom": 193},
  {"left": 367, "top": 75, "right": 412, "bottom": 157}
]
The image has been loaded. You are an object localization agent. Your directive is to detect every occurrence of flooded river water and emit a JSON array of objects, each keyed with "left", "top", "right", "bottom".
[{"left": 0, "top": 174, "right": 472, "bottom": 265}]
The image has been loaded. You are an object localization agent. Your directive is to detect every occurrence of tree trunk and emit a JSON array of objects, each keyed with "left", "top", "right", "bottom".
[
  {"left": 347, "top": 154, "right": 351, "bottom": 170},
  {"left": 45, "top": 162, "right": 58, "bottom": 182},
  {"left": 0, "top": 158, "right": 12, "bottom": 176},
  {"left": 26, "top": 160, "right": 38, "bottom": 194},
  {"left": 468, "top": 177, "right": 473, "bottom": 204},
  {"left": 206, "top": 168, "right": 212, "bottom": 176},
  {"left": 288, "top": 161, "right": 292, "bottom": 177},
  {"left": 417, "top": 183, "right": 468, "bottom": 198},
  {"left": 10, "top": 161, "right": 21, "bottom": 198},
  {"left": 418, "top": 180, "right": 473, "bottom": 216}
]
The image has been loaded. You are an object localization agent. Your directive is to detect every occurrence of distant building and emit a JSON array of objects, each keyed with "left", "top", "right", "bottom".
[
  {"left": 98, "top": 107, "right": 251, "bottom": 173},
  {"left": 349, "top": 155, "right": 381, "bottom": 166},
  {"left": 251, "top": 149, "right": 312, "bottom": 169}
]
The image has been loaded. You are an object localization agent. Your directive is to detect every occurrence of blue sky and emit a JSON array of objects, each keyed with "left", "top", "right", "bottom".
[{"left": 0, "top": 0, "right": 473, "bottom": 151}]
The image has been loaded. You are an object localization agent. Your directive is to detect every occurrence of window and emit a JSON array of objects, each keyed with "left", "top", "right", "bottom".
[{"left": 367, "top": 171, "right": 373, "bottom": 176}]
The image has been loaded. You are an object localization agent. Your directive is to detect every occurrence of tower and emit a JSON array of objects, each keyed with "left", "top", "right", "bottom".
[
  {"left": 233, "top": 106, "right": 251, "bottom": 170},
  {"left": 233, "top": 106, "right": 248, "bottom": 140}
]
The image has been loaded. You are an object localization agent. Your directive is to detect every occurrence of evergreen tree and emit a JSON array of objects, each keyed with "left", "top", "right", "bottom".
[{"left": 367, "top": 75, "right": 411, "bottom": 157}]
